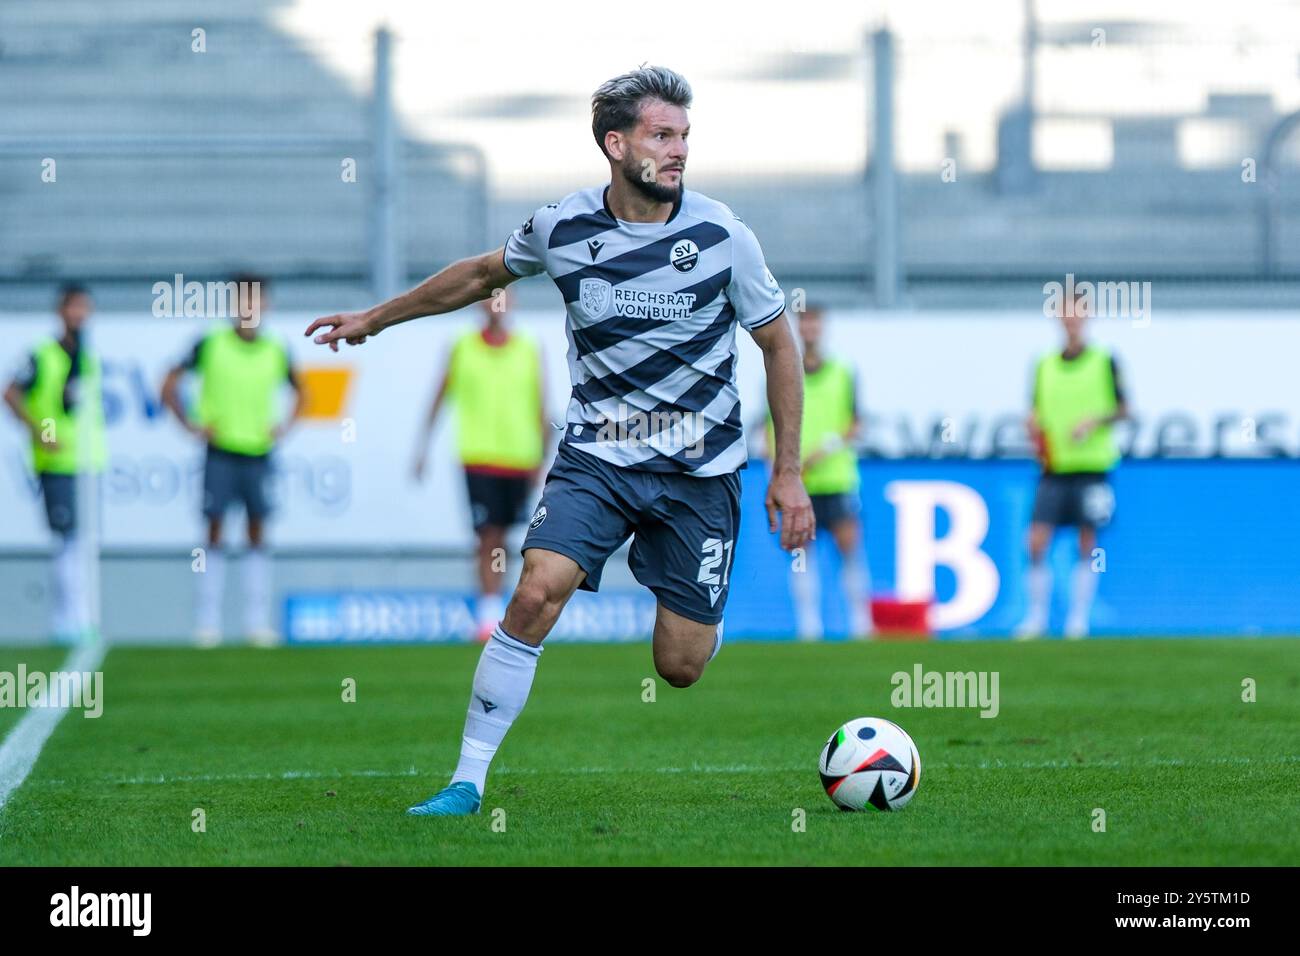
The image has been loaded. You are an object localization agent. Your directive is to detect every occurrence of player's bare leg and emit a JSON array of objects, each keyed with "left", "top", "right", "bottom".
[
  {"left": 501, "top": 547, "right": 585, "bottom": 642},
  {"left": 1015, "top": 521, "right": 1054, "bottom": 640},
  {"left": 830, "top": 516, "right": 873, "bottom": 639},
  {"left": 409, "top": 548, "right": 584, "bottom": 816},
  {"left": 652, "top": 603, "right": 721, "bottom": 688},
  {"left": 1064, "top": 525, "right": 1099, "bottom": 640}
]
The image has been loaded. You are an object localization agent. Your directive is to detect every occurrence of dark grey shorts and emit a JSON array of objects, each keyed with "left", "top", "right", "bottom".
[
  {"left": 522, "top": 443, "right": 741, "bottom": 625},
  {"left": 811, "top": 491, "right": 861, "bottom": 530},
  {"left": 39, "top": 473, "right": 77, "bottom": 536},
  {"left": 203, "top": 445, "right": 273, "bottom": 520},
  {"left": 465, "top": 470, "right": 533, "bottom": 530},
  {"left": 1031, "top": 472, "right": 1115, "bottom": 529}
]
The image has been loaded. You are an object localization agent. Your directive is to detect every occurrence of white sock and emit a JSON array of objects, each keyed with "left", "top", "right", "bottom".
[
  {"left": 196, "top": 548, "right": 226, "bottom": 635},
  {"left": 1066, "top": 560, "right": 1098, "bottom": 633},
  {"left": 242, "top": 548, "right": 272, "bottom": 634},
  {"left": 52, "top": 534, "right": 81, "bottom": 638},
  {"left": 1023, "top": 561, "right": 1051, "bottom": 629},
  {"left": 449, "top": 623, "right": 542, "bottom": 795},
  {"left": 791, "top": 560, "right": 823, "bottom": 640},
  {"left": 476, "top": 592, "right": 505, "bottom": 631},
  {"left": 71, "top": 532, "right": 95, "bottom": 634},
  {"left": 709, "top": 620, "right": 724, "bottom": 661},
  {"left": 840, "top": 553, "right": 872, "bottom": 635}
]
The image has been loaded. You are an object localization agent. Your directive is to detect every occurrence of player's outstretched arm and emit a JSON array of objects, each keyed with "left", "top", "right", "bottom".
[
  {"left": 750, "top": 314, "right": 815, "bottom": 551},
  {"left": 306, "top": 247, "right": 517, "bottom": 352}
]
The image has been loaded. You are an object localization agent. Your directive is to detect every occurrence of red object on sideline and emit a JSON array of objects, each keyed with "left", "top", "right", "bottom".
[{"left": 870, "top": 597, "right": 932, "bottom": 639}]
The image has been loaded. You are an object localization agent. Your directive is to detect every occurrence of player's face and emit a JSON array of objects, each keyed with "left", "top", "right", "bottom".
[
  {"left": 1059, "top": 300, "right": 1086, "bottom": 339},
  {"left": 59, "top": 293, "right": 93, "bottom": 333},
  {"left": 616, "top": 99, "right": 689, "bottom": 204}
]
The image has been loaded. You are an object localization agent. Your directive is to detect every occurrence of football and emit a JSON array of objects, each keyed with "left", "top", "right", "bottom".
[{"left": 818, "top": 717, "right": 922, "bottom": 812}]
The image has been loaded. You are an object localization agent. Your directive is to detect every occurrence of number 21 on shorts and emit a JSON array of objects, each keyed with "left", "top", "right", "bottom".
[{"left": 697, "top": 538, "right": 734, "bottom": 607}]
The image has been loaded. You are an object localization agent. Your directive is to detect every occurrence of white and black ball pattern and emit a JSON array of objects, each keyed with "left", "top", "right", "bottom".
[{"left": 818, "top": 717, "right": 921, "bottom": 812}]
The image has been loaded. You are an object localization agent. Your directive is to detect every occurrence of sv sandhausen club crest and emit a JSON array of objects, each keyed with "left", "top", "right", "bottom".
[
  {"left": 670, "top": 239, "right": 699, "bottom": 273},
  {"left": 579, "top": 277, "right": 612, "bottom": 319}
]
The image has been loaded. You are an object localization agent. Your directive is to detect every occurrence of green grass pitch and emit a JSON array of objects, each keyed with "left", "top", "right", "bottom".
[{"left": 0, "top": 638, "right": 1297, "bottom": 866}]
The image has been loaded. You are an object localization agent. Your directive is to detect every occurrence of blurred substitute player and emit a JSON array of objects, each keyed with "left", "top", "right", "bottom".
[
  {"left": 162, "top": 274, "right": 303, "bottom": 647},
  {"left": 411, "top": 291, "right": 548, "bottom": 642},
  {"left": 307, "top": 66, "right": 814, "bottom": 815},
  {"left": 767, "top": 305, "right": 872, "bottom": 639},
  {"left": 3, "top": 283, "right": 105, "bottom": 642},
  {"left": 1016, "top": 291, "right": 1129, "bottom": 639}
]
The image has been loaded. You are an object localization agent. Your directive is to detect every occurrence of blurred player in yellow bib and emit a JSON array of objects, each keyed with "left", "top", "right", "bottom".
[
  {"left": 767, "top": 305, "right": 872, "bottom": 639},
  {"left": 412, "top": 292, "right": 547, "bottom": 641}
]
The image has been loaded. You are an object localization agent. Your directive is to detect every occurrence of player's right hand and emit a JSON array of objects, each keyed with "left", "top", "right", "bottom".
[
  {"left": 305, "top": 311, "right": 378, "bottom": 352},
  {"left": 766, "top": 466, "right": 815, "bottom": 552}
]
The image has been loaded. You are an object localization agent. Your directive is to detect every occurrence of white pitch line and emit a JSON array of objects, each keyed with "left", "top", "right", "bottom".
[
  {"left": 24, "top": 753, "right": 1300, "bottom": 789},
  {"left": 0, "top": 642, "right": 106, "bottom": 822}
]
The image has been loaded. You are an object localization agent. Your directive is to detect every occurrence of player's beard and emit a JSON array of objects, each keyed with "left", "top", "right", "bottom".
[{"left": 620, "top": 153, "right": 682, "bottom": 204}]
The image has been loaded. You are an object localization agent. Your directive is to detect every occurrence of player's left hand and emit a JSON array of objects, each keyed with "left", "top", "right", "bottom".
[
  {"left": 766, "top": 466, "right": 815, "bottom": 552},
  {"left": 1072, "top": 417, "right": 1098, "bottom": 442},
  {"left": 305, "top": 311, "right": 379, "bottom": 352}
]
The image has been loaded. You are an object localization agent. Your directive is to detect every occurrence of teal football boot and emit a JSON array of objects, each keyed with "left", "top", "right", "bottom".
[{"left": 406, "top": 781, "right": 482, "bottom": 816}]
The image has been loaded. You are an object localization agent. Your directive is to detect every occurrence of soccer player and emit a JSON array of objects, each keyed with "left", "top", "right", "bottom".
[
  {"left": 306, "top": 66, "right": 814, "bottom": 815},
  {"left": 161, "top": 274, "right": 304, "bottom": 646},
  {"left": 1016, "top": 291, "right": 1129, "bottom": 639},
  {"left": 411, "top": 291, "right": 548, "bottom": 641},
  {"left": 767, "top": 305, "right": 872, "bottom": 639},
  {"left": 3, "top": 283, "right": 105, "bottom": 643}
]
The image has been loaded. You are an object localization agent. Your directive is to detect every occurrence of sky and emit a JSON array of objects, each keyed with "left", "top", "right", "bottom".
[{"left": 275, "top": 0, "right": 1300, "bottom": 194}]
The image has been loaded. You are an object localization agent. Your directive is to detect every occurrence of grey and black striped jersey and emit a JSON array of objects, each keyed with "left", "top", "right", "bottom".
[{"left": 504, "top": 185, "right": 785, "bottom": 477}]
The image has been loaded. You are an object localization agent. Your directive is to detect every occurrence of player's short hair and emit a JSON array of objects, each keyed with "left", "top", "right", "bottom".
[
  {"left": 591, "top": 66, "right": 693, "bottom": 159},
  {"left": 57, "top": 282, "right": 90, "bottom": 305}
]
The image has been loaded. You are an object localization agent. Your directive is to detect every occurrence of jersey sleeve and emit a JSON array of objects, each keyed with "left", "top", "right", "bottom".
[
  {"left": 727, "top": 220, "right": 786, "bottom": 330},
  {"left": 502, "top": 203, "right": 558, "bottom": 278}
]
